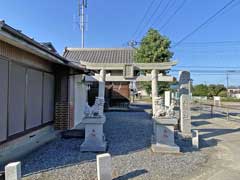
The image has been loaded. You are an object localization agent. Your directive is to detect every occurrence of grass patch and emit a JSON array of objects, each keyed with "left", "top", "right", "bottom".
[{"left": 221, "top": 97, "right": 240, "bottom": 102}]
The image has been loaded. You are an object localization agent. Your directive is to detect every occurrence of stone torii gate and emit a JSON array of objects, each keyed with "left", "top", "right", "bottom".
[
  {"left": 80, "top": 61, "right": 177, "bottom": 152},
  {"left": 84, "top": 61, "right": 177, "bottom": 114}
]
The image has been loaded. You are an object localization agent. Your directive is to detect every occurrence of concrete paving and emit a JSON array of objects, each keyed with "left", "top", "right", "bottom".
[{"left": 191, "top": 104, "right": 240, "bottom": 180}]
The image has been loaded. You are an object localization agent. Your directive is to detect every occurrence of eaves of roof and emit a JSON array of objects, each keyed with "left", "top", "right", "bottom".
[{"left": 0, "top": 20, "right": 88, "bottom": 72}]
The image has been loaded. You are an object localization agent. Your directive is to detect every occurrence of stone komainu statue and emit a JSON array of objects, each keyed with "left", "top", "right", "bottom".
[
  {"left": 84, "top": 97, "right": 105, "bottom": 117},
  {"left": 154, "top": 97, "right": 175, "bottom": 118}
]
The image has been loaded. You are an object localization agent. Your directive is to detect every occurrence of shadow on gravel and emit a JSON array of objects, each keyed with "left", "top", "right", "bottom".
[
  {"left": 113, "top": 169, "right": 148, "bottom": 180},
  {"left": 192, "top": 113, "right": 226, "bottom": 120},
  {"left": 129, "top": 103, "right": 152, "bottom": 111},
  {"left": 192, "top": 120, "right": 212, "bottom": 127},
  {"left": 192, "top": 113, "right": 211, "bottom": 120},
  {"left": 229, "top": 112, "right": 240, "bottom": 116},
  {"left": 199, "top": 128, "right": 240, "bottom": 139},
  {"left": 20, "top": 103, "right": 152, "bottom": 176},
  {"left": 196, "top": 128, "right": 240, "bottom": 149},
  {"left": 175, "top": 134, "right": 219, "bottom": 152},
  {"left": 200, "top": 138, "right": 219, "bottom": 149},
  {"left": 175, "top": 137, "right": 194, "bottom": 153}
]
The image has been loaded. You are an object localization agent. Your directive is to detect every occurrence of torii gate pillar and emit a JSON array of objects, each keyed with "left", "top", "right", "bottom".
[
  {"left": 151, "top": 69, "right": 158, "bottom": 116},
  {"left": 98, "top": 69, "right": 106, "bottom": 99}
]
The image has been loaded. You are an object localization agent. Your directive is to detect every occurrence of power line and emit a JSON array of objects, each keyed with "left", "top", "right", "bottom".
[
  {"left": 172, "top": 0, "right": 237, "bottom": 48},
  {"left": 159, "top": 0, "right": 187, "bottom": 31},
  {"left": 150, "top": 0, "right": 177, "bottom": 28},
  {"left": 205, "top": 0, "right": 240, "bottom": 26},
  {"left": 171, "top": 69, "right": 240, "bottom": 72},
  {"left": 175, "top": 65, "right": 240, "bottom": 69},
  {"left": 172, "top": 69, "right": 240, "bottom": 72},
  {"left": 173, "top": 41, "right": 240, "bottom": 49},
  {"left": 175, "top": 40, "right": 240, "bottom": 45},
  {"left": 131, "top": 0, "right": 157, "bottom": 40},
  {"left": 173, "top": 48, "right": 240, "bottom": 53},
  {"left": 171, "top": 73, "right": 240, "bottom": 76},
  {"left": 125, "top": 40, "right": 240, "bottom": 47},
  {"left": 135, "top": 0, "right": 164, "bottom": 40},
  {"left": 173, "top": 52, "right": 240, "bottom": 56}
]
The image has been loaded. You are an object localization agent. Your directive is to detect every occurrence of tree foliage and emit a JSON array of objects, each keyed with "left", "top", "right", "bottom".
[
  {"left": 192, "top": 84, "right": 208, "bottom": 96},
  {"left": 135, "top": 29, "right": 173, "bottom": 95},
  {"left": 208, "top": 84, "right": 227, "bottom": 97},
  {"left": 135, "top": 29, "right": 173, "bottom": 63},
  {"left": 218, "top": 90, "right": 227, "bottom": 97},
  {"left": 192, "top": 84, "right": 227, "bottom": 97}
]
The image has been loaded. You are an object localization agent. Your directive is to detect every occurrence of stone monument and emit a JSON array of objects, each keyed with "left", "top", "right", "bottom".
[
  {"left": 178, "top": 71, "right": 192, "bottom": 137},
  {"left": 180, "top": 94, "right": 191, "bottom": 136},
  {"left": 80, "top": 97, "right": 107, "bottom": 152},
  {"left": 179, "top": 71, "right": 190, "bottom": 96}
]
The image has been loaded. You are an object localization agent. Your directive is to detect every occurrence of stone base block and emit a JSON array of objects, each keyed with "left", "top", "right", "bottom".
[
  {"left": 81, "top": 141, "right": 107, "bottom": 152},
  {"left": 178, "top": 132, "right": 192, "bottom": 139},
  {"left": 151, "top": 143, "right": 180, "bottom": 153},
  {"left": 192, "top": 130, "right": 199, "bottom": 149},
  {"left": 80, "top": 116, "right": 107, "bottom": 152}
]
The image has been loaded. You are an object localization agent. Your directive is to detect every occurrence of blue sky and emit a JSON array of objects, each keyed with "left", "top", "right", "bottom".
[{"left": 1, "top": 0, "right": 240, "bottom": 85}]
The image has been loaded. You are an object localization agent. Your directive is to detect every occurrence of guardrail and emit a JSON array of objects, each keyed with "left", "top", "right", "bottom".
[{"left": 194, "top": 102, "right": 240, "bottom": 120}]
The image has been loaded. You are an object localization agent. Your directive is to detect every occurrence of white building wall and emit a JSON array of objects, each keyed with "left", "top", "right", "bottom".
[{"left": 74, "top": 75, "right": 88, "bottom": 127}]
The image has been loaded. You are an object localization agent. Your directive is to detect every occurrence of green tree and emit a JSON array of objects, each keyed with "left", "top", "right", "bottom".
[
  {"left": 192, "top": 84, "right": 208, "bottom": 96},
  {"left": 135, "top": 29, "right": 173, "bottom": 63},
  {"left": 208, "top": 84, "right": 226, "bottom": 97},
  {"left": 218, "top": 90, "right": 227, "bottom": 97},
  {"left": 135, "top": 28, "right": 173, "bottom": 95},
  {"left": 192, "top": 84, "right": 227, "bottom": 97}
]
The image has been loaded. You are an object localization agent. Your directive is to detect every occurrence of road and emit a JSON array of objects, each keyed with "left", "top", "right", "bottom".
[{"left": 191, "top": 105, "right": 240, "bottom": 180}]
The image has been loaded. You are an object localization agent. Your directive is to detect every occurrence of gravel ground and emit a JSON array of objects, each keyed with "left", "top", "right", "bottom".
[{"left": 20, "top": 106, "right": 210, "bottom": 180}]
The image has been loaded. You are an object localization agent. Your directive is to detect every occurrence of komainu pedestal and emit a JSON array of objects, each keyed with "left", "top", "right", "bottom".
[
  {"left": 81, "top": 97, "right": 107, "bottom": 152},
  {"left": 80, "top": 116, "right": 107, "bottom": 152},
  {"left": 151, "top": 117, "right": 180, "bottom": 153}
]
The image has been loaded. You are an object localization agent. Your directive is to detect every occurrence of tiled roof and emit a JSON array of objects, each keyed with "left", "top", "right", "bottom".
[{"left": 63, "top": 48, "right": 136, "bottom": 64}]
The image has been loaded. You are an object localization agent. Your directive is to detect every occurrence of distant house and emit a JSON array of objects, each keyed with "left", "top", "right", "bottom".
[
  {"left": 63, "top": 48, "right": 135, "bottom": 107},
  {"left": 228, "top": 87, "right": 240, "bottom": 99},
  {"left": 0, "top": 21, "right": 90, "bottom": 164}
]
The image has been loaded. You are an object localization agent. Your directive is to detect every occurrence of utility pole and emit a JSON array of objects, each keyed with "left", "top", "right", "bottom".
[
  {"left": 226, "top": 73, "right": 229, "bottom": 88},
  {"left": 226, "top": 72, "right": 229, "bottom": 97},
  {"left": 79, "top": 0, "right": 87, "bottom": 48}
]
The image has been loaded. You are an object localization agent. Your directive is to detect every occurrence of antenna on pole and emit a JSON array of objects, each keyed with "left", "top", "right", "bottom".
[
  {"left": 127, "top": 40, "right": 138, "bottom": 49},
  {"left": 79, "top": 0, "right": 87, "bottom": 48}
]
